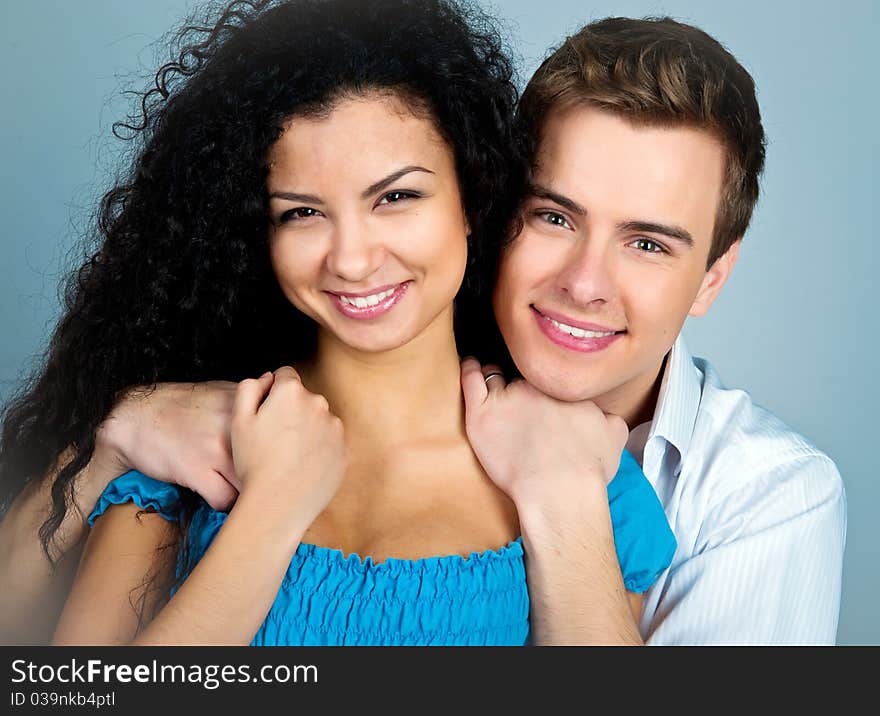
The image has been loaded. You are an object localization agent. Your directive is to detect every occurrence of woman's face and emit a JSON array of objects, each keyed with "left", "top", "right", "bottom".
[{"left": 266, "top": 94, "right": 469, "bottom": 354}]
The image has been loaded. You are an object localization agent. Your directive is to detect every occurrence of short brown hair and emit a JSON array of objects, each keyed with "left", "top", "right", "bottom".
[{"left": 519, "top": 17, "right": 766, "bottom": 266}]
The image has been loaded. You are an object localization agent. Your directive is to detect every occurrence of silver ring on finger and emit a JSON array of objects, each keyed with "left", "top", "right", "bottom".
[{"left": 484, "top": 372, "right": 504, "bottom": 384}]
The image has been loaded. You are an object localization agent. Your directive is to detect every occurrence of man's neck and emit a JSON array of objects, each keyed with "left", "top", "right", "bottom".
[{"left": 594, "top": 353, "right": 669, "bottom": 430}]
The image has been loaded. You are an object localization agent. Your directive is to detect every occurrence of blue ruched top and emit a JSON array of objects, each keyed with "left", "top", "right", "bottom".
[{"left": 88, "top": 449, "right": 675, "bottom": 646}]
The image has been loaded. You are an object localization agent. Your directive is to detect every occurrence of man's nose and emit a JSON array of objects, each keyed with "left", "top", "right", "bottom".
[
  {"left": 555, "top": 238, "right": 616, "bottom": 307},
  {"left": 325, "top": 220, "right": 385, "bottom": 283}
]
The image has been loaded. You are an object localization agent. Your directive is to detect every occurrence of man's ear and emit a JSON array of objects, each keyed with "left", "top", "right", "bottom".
[{"left": 689, "top": 239, "right": 741, "bottom": 317}]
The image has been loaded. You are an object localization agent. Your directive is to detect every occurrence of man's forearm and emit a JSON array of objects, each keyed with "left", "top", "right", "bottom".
[{"left": 518, "top": 491, "right": 643, "bottom": 646}]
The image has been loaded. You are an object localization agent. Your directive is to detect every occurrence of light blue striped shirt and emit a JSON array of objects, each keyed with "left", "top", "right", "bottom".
[{"left": 627, "top": 337, "right": 847, "bottom": 645}]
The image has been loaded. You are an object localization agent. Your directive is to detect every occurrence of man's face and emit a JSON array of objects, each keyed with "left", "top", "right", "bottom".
[{"left": 493, "top": 105, "right": 737, "bottom": 419}]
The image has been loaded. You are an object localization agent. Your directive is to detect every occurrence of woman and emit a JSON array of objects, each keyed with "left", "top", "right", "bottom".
[{"left": 0, "top": 0, "right": 675, "bottom": 645}]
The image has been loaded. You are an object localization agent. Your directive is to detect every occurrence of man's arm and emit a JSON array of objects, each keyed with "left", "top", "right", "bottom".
[
  {"left": 461, "top": 359, "right": 642, "bottom": 645},
  {"left": 519, "top": 491, "right": 644, "bottom": 645},
  {"left": 645, "top": 455, "right": 846, "bottom": 645}
]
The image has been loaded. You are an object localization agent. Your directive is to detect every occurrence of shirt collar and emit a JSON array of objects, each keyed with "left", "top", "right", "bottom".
[{"left": 641, "top": 335, "right": 703, "bottom": 476}]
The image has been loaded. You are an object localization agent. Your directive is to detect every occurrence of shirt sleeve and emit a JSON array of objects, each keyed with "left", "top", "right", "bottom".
[
  {"left": 608, "top": 449, "right": 678, "bottom": 593},
  {"left": 644, "top": 453, "right": 847, "bottom": 645},
  {"left": 87, "top": 470, "right": 183, "bottom": 526}
]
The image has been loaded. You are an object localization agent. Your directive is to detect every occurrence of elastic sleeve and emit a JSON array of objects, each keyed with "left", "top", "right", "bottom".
[
  {"left": 87, "top": 470, "right": 183, "bottom": 526},
  {"left": 608, "top": 449, "right": 677, "bottom": 593}
]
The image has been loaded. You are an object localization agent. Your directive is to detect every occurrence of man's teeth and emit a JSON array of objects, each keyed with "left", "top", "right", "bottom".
[
  {"left": 339, "top": 287, "right": 397, "bottom": 308},
  {"left": 549, "top": 318, "right": 616, "bottom": 338}
]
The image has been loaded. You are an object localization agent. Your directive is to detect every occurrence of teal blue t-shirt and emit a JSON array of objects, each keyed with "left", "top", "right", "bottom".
[{"left": 88, "top": 449, "right": 675, "bottom": 645}]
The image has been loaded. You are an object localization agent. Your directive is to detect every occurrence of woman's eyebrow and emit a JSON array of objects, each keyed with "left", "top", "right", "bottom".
[
  {"left": 268, "top": 190, "right": 323, "bottom": 204},
  {"left": 361, "top": 165, "right": 434, "bottom": 198},
  {"left": 268, "top": 166, "right": 435, "bottom": 205}
]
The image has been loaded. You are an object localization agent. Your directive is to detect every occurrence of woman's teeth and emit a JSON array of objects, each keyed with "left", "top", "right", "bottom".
[{"left": 338, "top": 287, "right": 397, "bottom": 308}]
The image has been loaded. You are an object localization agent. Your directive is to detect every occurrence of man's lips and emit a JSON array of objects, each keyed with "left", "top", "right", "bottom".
[
  {"left": 531, "top": 305, "right": 625, "bottom": 353},
  {"left": 532, "top": 306, "right": 625, "bottom": 334}
]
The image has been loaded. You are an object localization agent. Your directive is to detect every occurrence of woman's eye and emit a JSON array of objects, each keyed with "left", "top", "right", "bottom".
[
  {"left": 279, "top": 207, "right": 321, "bottom": 223},
  {"left": 537, "top": 211, "right": 572, "bottom": 230},
  {"left": 378, "top": 191, "right": 419, "bottom": 205},
  {"left": 632, "top": 238, "right": 666, "bottom": 254}
]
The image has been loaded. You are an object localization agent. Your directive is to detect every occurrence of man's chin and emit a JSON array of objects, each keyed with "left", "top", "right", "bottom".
[{"left": 519, "top": 365, "right": 605, "bottom": 403}]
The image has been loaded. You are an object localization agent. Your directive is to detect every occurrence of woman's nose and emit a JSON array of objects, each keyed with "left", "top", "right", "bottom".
[{"left": 325, "top": 221, "right": 385, "bottom": 282}]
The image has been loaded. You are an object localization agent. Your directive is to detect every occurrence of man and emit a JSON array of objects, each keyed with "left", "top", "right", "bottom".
[
  {"left": 460, "top": 17, "right": 845, "bottom": 644},
  {"left": 0, "top": 17, "right": 845, "bottom": 645}
]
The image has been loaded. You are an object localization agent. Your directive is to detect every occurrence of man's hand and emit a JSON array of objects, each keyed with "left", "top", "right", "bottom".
[
  {"left": 460, "top": 357, "right": 628, "bottom": 515},
  {"left": 96, "top": 381, "right": 240, "bottom": 511},
  {"left": 461, "top": 357, "right": 641, "bottom": 645}
]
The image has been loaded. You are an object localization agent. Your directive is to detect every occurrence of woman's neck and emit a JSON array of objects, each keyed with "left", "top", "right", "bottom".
[{"left": 296, "top": 307, "right": 465, "bottom": 449}]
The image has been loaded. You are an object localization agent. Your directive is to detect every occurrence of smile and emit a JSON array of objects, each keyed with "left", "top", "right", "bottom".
[
  {"left": 339, "top": 287, "right": 397, "bottom": 308},
  {"left": 329, "top": 282, "right": 411, "bottom": 320},
  {"left": 531, "top": 306, "right": 624, "bottom": 354}
]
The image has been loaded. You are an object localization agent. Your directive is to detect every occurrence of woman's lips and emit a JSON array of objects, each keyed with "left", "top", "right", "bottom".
[
  {"left": 531, "top": 305, "right": 624, "bottom": 353},
  {"left": 329, "top": 281, "right": 411, "bottom": 320}
]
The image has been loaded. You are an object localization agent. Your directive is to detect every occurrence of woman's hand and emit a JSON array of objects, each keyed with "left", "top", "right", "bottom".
[
  {"left": 230, "top": 367, "right": 347, "bottom": 529},
  {"left": 96, "top": 381, "right": 240, "bottom": 510}
]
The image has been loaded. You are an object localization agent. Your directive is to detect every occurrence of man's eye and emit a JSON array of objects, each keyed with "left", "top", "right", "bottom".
[
  {"left": 378, "top": 191, "right": 419, "bottom": 205},
  {"left": 632, "top": 238, "right": 666, "bottom": 254},
  {"left": 537, "top": 211, "right": 572, "bottom": 229},
  {"left": 279, "top": 207, "right": 321, "bottom": 223}
]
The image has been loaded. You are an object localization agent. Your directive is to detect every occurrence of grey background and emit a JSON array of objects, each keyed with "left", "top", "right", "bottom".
[{"left": 1, "top": 0, "right": 875, "bottom": 643}]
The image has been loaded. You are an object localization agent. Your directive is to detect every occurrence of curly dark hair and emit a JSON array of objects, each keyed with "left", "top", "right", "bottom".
[{"left": 0, "top": 0, "right": 528, "bottom": 565}]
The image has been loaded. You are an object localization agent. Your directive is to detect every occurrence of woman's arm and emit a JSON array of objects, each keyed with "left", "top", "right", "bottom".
[
  {"left": 0, "top": 449, "right": 125, "bottom": 644},
  {"left": 53, "top": 368, "right": 347, "bottom": 646},
  {"left": 52, "top": 495, "right": 308, "bottom": 645},
  {"left": 0, "top": 381, "right": 239, "bottom": 645},
  {"left": 51, "top": 501, "right": 177, "bottom": 645}
]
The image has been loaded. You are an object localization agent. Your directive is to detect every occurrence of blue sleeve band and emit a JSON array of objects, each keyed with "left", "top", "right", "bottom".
[
  {"left": 608, "top": 449, "right": 677, "bottom": 593},
  {"left": 87, "top": 470, "right": 182, "bottom": 526}
]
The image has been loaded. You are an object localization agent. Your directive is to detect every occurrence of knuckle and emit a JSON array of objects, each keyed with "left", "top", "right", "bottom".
[
  {"left": 211, "top": 436, "right": 231, "bottom": 460},
  {"left": 235, "top": 379, "right": 255, "bottom": 399},
  {"left": 312, "top": 393, "right": 329, "bottom": 410},
  {"left": 274, "top": 365, "right": 300, "bottom": 380},
  {"left": 229, "top": 412, "right": 248, "bottom": 432},
  {"left": 509, "top": 380, "right": 527, "bottom": 396}
]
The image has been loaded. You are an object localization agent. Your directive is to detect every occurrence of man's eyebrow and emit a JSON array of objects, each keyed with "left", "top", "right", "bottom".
[
  {"left": 528, "top": 184, "right": 587, "bottom": 216},
  {"left": 618, "top": 220, "right": 694, "bottom": 247},
  {"left": 362, "top": 165, "right": 435, "bottom": 199},
  {"left": 268, "top": 165, "right": 434, "bottom": 205}
]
